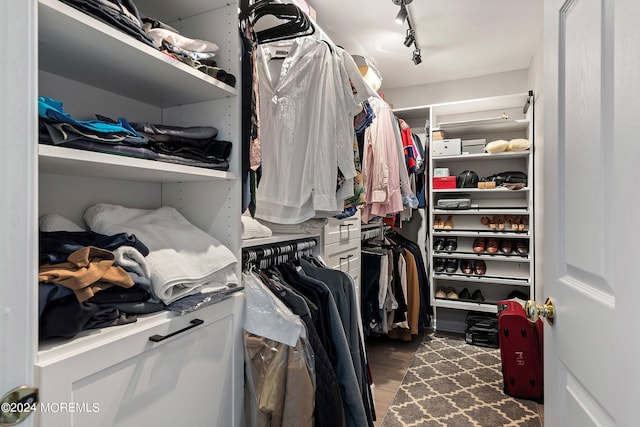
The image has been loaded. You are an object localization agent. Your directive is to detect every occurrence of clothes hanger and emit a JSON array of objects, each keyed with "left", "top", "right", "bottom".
[{"left": 249, "top": 2, "right": 316, "bottom": 45}]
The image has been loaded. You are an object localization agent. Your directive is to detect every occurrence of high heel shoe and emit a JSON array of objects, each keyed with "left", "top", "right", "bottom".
[
  {"left": 434, "top": 215, "right": 444, "bottom": 229},
  {"left": 504, "top": 215, "right": 514, "bottom": 230},
  {"left": 488, "top": 215, "right": 497, "bottom": 230},
  {"left": 511, "top": 215, "right": 521, "bottom": 231},
  {"left": 496, "top": 215, "right": 505, "bottom": 231},
  {"left": 519, "top": 217, "right": 529, "bottom": 232},
  {"left": 444, "top": 215, "right": 454, "bottom": 230}
]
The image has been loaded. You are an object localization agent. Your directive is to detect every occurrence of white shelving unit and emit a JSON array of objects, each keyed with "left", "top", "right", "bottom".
[
  {"left": 5, "top": 0, "right": 246, "bottom": 425},
  {"left": 428, "top": 93, "right": 535, "bottom": 332}
]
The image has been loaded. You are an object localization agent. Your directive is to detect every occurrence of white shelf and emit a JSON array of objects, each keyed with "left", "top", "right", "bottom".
[
  {"left": 432, "top": 251, "right": 531, "bottom": 262},
  {"left": 431, "top": 151, "right": 530, "bottom": 162},
  {"left": 433, "top": 273, "right": 530, "bottom": 286},
  {"left": 433, "top": 230, "right": 531, "bottom": 238},
  {"left": 433, "top": 209, "right": 529, "bottom": 215},
  {"left": 433, "top": 188, "right": 530, "bottom": 194},
  {"left": 241, "top": 233, "right": 321, "bottom": 248},
  {"left": 435, "top": 299, "right": 498, "bottom": 313},
  {"left": 39, "top": 145, "right": 236, "bottom": 182},
  {"left": 432, "top": 120, "right": 529, "bottom": 137},
  {"left": 38, "top": 0, "right": 236, "bottom": 108}
]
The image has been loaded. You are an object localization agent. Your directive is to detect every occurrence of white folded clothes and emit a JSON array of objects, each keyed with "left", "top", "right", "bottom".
[{"left": 84, "top": 203, "right": 237, "bottom": 304}]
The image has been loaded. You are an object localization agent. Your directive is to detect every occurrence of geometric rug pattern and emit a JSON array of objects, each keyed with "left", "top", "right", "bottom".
[{"left": 380, "top": 334, "right": 541, "bottom": 427}]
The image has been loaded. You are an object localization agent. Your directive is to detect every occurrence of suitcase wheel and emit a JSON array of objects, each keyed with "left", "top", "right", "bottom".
[
  {"left": 530, "top": 378, "right": 536, "bottom": 387},
  {"left": 509, "top": 376, "right": 515, "bottom": 386},
  {"left": 504, "top": 328, "right": 509, "bottom": 337}
]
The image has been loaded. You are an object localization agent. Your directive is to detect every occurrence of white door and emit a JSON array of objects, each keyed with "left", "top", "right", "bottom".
[
  {"left": 0, "top": 0, "right": 37, "bottom": 426},
  {"left": 543, "top": 0, "right": 640, "bottom": 425}
]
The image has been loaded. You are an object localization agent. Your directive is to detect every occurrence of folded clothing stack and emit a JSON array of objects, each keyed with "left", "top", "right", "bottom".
[
  {"left": 143, "top": 17, "right": 236, "bottom": 87},
  {"left": 60, "top": 0, "right": 154, "bottom": 48},
  {"left": 130, "top": 121, "right": 232, "bottom": 170},
  {"left": 38, "top": 97, "right": 232, "bottom": 170},
  {"left": 84, "top": 203, "right": 239, "bottom": 305}
]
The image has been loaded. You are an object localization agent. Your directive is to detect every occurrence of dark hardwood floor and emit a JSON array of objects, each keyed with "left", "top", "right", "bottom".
[{"left": 366, "top": 334, "right": 424, "bottom": 426}]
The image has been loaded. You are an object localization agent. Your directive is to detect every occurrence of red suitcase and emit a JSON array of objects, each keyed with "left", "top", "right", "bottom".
[{"left": 497, "top": 299, "right": 544, "bottom": 402}]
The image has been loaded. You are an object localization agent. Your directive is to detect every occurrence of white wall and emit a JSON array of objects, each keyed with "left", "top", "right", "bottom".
[
  {"left": 528, "top": 35, "right": 545, "bottom": 304},
  {"left": 383, "top": 69, "right": 530, "bottom": 109}
]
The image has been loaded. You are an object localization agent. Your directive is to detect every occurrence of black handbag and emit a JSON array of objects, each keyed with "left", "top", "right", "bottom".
[
  {"left": 486, "top": 171, "right": 528, "bottom": 186},
  {"left": 457, "top": 170, "right": 479, "bottom": 188}
]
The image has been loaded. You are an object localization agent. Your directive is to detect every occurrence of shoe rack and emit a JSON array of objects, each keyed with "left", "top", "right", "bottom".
[{"left": 427, "top": 93, "right": 535, "bottom": 333}]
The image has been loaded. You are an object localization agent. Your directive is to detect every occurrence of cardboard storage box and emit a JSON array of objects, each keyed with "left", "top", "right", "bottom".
[
  {"left": 462, "top": 139, "right": 486, "bottom": 154},
  {"left": 432, "top": 176, "right": 456, "bottom": 189},
  {"left": 432, "top": 130, "right": 446, "bottom": 140},
  {"left": 432, "top": 138, "right": 461, "bottom": 157}
]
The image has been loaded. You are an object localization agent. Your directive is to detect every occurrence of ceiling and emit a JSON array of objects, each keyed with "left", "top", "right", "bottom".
[{"left": 308, "top": 0, "right": 543, "bottom": 91}]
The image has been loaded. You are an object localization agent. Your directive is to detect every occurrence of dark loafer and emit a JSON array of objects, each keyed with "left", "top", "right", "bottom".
[
  {"left": 458, "top": 287, "right": 471, "bottom": 300},
  {"left": 445, "top": 238, "right": 458, "bottom": 252},
  {"left": 486, "top": 238, "right": 499, "bottom": 253},
  {"left": 445, "top": 258, "right": 459, "bottom": 273},
  {"left": 460, "top": 260, "right": 474, "bottom": 275},
  {"left": 473, "top": 237, "right": 486, "bottom": 252},
  {"left": 472, "top": 289, "right": 485, "bottom": 301},
  {"left": 515, "top": 239, "right": 529, "bottom": 255},
  {"left": 499, "top": 239, "right": 513, "bottom": 254},
  {"left": 474, "top": 260, "right": 487, "bottom": 275}
]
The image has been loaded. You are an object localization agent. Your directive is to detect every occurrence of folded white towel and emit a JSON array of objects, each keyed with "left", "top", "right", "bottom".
[
  {"left": 39, "top": 213, "right": 85, "bottom": 232},
  {"left": 258, "top": 218, "right": 328, "bottom": 235},
  {"left": 241, "top": 213, "right": 272, "bottom": 240},
  {"left": 84, "top": 204, "right": 237, "bottom": 304},
  {"left": 112, "top": 246, "right": 151, "bottom": 279}
]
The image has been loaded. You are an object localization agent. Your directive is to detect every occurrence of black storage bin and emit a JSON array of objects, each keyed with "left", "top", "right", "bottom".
[{"left": 465, "top": 311, "right": 499, "bottom": 348}]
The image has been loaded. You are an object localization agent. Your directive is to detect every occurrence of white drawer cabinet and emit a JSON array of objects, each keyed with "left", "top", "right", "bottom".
[
  {"left": 322, "top": 211, "right": 361, "bottom": 294},
  {"left": 36, "top": 295, "right": 244, "bottom": 427},
  {"left": 0, "top": 0, "right": 244, "bottom": 424}
]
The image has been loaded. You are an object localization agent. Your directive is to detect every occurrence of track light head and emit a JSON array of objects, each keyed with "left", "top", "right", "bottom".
[
  {"left": 403, "top": 29, "right": 415, "bottom": 47},
  {"left": 412, "top": 48, "right": 422, "bottom": 65},
  {"left": 395, "top": 4, "right": 407, "bottom": 24}
]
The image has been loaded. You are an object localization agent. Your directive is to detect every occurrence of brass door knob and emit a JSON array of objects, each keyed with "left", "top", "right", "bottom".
[
  {"left": 0, "top": 385, "right": 38, "bottom": 426},
  {"left": 525, "top": 297, "right": 555, "bottom": 325}
]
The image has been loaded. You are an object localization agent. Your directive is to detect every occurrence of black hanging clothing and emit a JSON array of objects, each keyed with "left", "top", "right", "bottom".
[{"left": 261, "top": 271, "right": 347, "bottom": 427}]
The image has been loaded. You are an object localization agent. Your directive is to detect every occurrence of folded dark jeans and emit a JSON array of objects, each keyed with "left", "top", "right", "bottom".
[
  {"left": 60, "top": 0, "right": 155, "bottom": 48},
  {"left": 152, "top": 139, "right": 232, "bottom": 161},
  {"left": 40, "top": 230, "right": 149, "bottom": 264},
  {"left": 130, "top": 122, "right": 218, "bottom": 140}
]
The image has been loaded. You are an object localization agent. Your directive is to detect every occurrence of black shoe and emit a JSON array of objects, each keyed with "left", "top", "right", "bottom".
[
  {"left": 433, "top": 238, "right": 445, "bottom": 251},
  {"left": 472, "top": 289, "right": 485, "bottom": 302},
  {"left": 458, "top": 287, "right": 471, "bottom": 300},
  {"left": 445, "top": 258, "right": 459, "bottom": 273},
  {"left": 445, "top": 238, "right": 458, "bottom": 252},
  {"left": 434, "top": 258, "right": 445, "bottom": 273}
]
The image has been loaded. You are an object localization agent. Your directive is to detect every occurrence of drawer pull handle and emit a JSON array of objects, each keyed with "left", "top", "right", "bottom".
[
  {"left": 149, "top": 318, "right": 204, "bottom": 342},
  {"left": 339, "top": 254, "right": 354, "bottom": 271}
]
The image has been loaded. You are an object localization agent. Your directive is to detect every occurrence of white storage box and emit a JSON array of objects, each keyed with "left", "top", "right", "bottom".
[
  {"left": 433, "top": 167, "right": 450, "bottom": 177},
  {"left": 432, "top": 138, "right": 461, "bottom": 157},
  {"left": 462, "top": 139, "right": 486, "bottom": 154}
]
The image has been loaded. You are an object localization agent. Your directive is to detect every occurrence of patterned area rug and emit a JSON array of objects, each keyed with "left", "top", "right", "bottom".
[{"left": 380, "top": 334, "right": 541, "bottom": 427}]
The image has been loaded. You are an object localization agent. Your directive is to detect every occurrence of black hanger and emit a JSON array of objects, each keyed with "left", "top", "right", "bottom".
[{"left": 248, "top": 2, "right": 316, "bottom": 45}]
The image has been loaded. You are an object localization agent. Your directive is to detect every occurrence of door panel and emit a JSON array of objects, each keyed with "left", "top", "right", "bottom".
[
  {"left": 545, "top": 0, "right": 640, "bottom": 425},
  {"left": 0, "top": 1, "right": 37, "bottom": 427}
]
